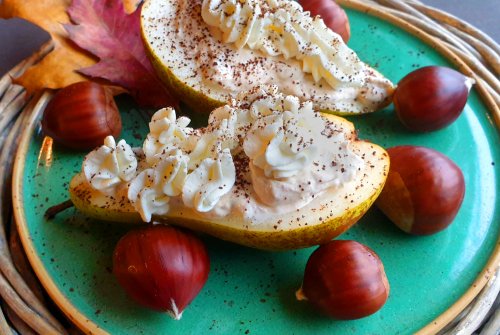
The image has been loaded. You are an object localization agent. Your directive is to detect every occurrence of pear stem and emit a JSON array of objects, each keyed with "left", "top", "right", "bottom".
[{"left": 44, "top": 200, "right": 74, "bottom": 219}]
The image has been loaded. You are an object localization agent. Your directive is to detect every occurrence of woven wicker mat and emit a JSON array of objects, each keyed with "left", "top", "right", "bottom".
[{"left": 0, "top": 0, "right": 498, "bottom": 334}]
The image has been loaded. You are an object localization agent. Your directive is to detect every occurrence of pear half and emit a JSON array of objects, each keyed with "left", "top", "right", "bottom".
[
  {"left": 141, "top": 0, "right": 395, "bottom": 115},
  {"left": 69, "top": 114, "right": 389, "bottom": 251}
]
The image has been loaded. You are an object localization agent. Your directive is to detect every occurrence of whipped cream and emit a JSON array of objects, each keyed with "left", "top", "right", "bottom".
[
  {"left": 128, "top": 168, "right": 170, "bottom": 222},
  {"left": 239, "top": 87, "right": 363, "bottom": 209},
  {"left": 183, "top": 148, "right": 236, "bottom": 212},
  {"left": 243, "top": 97, "right": 323, "bottom": 179},
  {"left": 143, "top": 108, "right": 193, "bottom": 164},
  {"left": 83, "top": 86, "right": 365, "bottom": 224},
  {"left": 128, "top": 150, "right": 190, "bottom": 222},
  {"left": 83, "top": 136, "right": 137, "bottom": 194},
  {"left": 156, "top": 150, "right": 189, "bottom": 196},
  {"left": 201, "top": 0, "right": 365, "bottom": 89}
]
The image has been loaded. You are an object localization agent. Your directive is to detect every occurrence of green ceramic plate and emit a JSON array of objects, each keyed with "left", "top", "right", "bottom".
[{"left": 13, "top": 4, "right": 500, "bottom": 335}]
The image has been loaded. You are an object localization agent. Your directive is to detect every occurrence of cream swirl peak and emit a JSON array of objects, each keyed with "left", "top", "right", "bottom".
[
  {"left": 128, "top": 168, "right": 170, "bottom": 222},
  {"left": 143, "top": 108, "right": 193, "bottom": 164},
  {"left": 156, "top": 150, "right": 189, "bottom": 197},
  {"left": 183, "top": 148, "right": 236, "bottom": 212},
  {"left": 83, "top": 136, "right": 137, "bottom": 194},
  {"left": 127, "top": 150, "right": 189, "bottom": 222},
  {"left": 201, "top": 0, "right": 365, "bottom": 89}
]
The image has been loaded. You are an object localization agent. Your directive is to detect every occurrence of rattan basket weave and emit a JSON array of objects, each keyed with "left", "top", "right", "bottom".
[{"left": 0, "top": 1, "right": 498, "bottom": 334}]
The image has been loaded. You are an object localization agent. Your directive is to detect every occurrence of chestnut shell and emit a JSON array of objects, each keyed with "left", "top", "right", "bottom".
[
  {"left": 394, "top": 66, "right": 471, "bottom": 132},
  {"left": 42, "top": 81, "right": 121, "bottom": 150},
  {"left": 113, "top": 225, "right": 210, "bottom": 314},
  {"left": 376, "top": 146, "right": 465, "bottom": 235},
  {"left": 300, "top": 240, "right": 389, "bottom": 320}
]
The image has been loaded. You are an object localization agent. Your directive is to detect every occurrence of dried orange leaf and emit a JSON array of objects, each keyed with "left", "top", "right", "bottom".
[{"left": 0, "top": 0, "right": 97, "bottom": 93}]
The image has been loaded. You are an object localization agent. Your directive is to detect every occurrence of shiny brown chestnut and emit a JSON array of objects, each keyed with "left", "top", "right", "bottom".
[
  {"left": 296, "top": 240, "right": 389, "bottom": 320},
  {"left": 42, "top": 81, "right": 122, "bottom": 150},
  {"left": 394, "top": 66, "right": 474, "bottom": 132},
  {"left": 300, "top": 0, "right": 351, "bottom": 43},
  {"left": 113, "top": 225, "right": 210, "bottom": 320},
  {"left": 376, "top": 146, "right": 465, "bottom": 235}
]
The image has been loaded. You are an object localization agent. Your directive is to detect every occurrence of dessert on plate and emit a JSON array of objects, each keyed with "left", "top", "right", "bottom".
[
  {"left": 70, "top": 86, "right": 389, "bottom": 250},
  {"left": 141, "top": 0, "right": 395, "bottom": 114}
]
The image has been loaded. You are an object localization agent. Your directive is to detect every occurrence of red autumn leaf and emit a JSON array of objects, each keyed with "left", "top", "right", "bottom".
[{"left": 65, "top": 0, "right": 178, "bottom": 108}]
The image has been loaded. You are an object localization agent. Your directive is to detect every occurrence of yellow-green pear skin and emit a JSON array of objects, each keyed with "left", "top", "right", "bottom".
[
  {"left": 146, "top": 49, "right": 224, "bottom": 114},
  {"left": 70, "top": 115, "right": 389, "bottom": 251}
]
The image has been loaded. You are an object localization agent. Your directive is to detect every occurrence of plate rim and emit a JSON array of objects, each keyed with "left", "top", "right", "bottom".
[
  {"left": 12, "top": 3, "right": 500, "bottom": 335},
  {"left": 12, "top": 92, "right": 110, "bottom": 335}
]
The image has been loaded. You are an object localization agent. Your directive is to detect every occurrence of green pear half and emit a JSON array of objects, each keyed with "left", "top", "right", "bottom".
[
  {"left": 69, "top": 114, "right": 389, "bottom": 250},
  {"left": 140, "top": 0, "right": 395, "bottom": 115}
]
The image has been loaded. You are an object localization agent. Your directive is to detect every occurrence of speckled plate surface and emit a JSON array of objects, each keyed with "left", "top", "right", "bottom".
[{"left": 13, "top": 5, "right": 500, "bottom": 335}]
